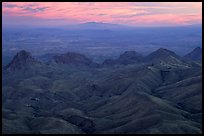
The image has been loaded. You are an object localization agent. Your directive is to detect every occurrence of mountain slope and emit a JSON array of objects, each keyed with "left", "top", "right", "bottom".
[{"left": 2, "top": 49, "right": 202, "bottom": 134}]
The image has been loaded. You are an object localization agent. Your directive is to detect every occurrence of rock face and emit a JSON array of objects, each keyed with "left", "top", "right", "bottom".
[
  {"left": 53, "top": 52, "right": 99, "bottom": 67},
  {"left": 103, "top": 51, "right": 143, "bottom": 66},
  {"left": 5, "top": 50, "right": 39, "bottom": 71},
  {"left": 184, "top": 47, "right": 202, "bottom": 62}
]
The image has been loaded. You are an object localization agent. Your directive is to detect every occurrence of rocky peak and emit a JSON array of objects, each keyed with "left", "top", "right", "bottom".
[
  {"left": 155, "top": 48, "right": 176, "bottom": 56},
  {"left": 194, "top": 47, "right": 202, "bottom": 51},
  {"left": 146, "top": 48, "right": 179, "bottom": 61},
  {"left": 184, "top": 47, "right": 202, "bottom": 62},
  {"left": 5, "top": 50, "right": 38, "bottom": 71}
]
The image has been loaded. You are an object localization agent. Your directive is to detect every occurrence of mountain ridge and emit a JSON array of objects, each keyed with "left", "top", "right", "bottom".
[
  {"left": 2, "top": 47, "right": 202, "bottom": 134},
  {"left": 5, "top": 47, "right": 201, "bottom": 71}
]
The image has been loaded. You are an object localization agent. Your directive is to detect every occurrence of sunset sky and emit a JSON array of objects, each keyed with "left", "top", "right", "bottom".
[{"left": 2, "top": 2, "right": 202, "bottom": 27}]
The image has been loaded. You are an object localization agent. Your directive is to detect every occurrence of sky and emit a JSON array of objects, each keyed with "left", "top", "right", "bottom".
[{"left": 2, "top": 2, "right": 202, "bottom": 27}]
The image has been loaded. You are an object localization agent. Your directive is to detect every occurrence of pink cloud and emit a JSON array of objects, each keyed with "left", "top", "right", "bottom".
[{"left": 2, "top": 2, "right": 202, "bottom": 26}]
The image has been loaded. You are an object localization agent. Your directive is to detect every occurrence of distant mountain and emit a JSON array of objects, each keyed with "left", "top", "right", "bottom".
[
  {"left": 103, "top": 51, "right": 143, "bottom": 66},
  {"left": 184, "top": 47, "right": 202, "bottom": 62},
  {"left": 53, "top": 52, "right": 99, "bottom": 67},
  {"left": 67, "top": 22, "right": 132, "bottom": 30},
  {"left": 5, "top": 50, "right": 40, "bottom": 71}
]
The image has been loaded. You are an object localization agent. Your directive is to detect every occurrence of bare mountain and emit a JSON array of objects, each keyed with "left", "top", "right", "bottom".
[
  {"left": 184, "top": 47, "right": 202, "bottom": 62},
  {"left": 145, "top": 48, "right": 180, "bottom": 61},
  {"left": 5, "top": 50, "right": 40, "bottom": 71}
]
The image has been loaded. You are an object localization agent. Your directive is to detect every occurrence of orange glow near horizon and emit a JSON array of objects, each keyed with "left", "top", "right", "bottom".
[{"left": 2, "top": 2, "right": 202, "bottom": 27}]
